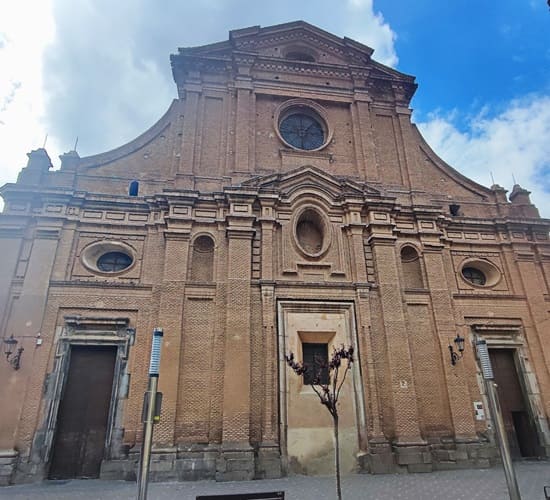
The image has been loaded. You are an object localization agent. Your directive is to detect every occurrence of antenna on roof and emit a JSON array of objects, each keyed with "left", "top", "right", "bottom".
[
  {"left": 73, "top": 136, "right": 79, "bottom": 152},
  {"left": 42, "top": 134, "right": 48, "bottom": 148},
  {"left": 512, "top": 173, "right": 517, "bottom": 185},
  {"left": 490, "top": 171, "right": 495, "bottom": 185}
]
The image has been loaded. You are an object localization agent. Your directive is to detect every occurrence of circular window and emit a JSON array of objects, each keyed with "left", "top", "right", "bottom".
[
  {"left": 97, "top": 252, "right": 133, "bottom": 272},
  {"left": 279, "top": 113, "right": 325, "bottom": 150},
  {"left": 462, "top": 267, "right": 486, "bottom": 286},
  {"left": 294, "top": 207, "right": 330, "bottom": 258},
  {"left": 274, "top": 99, "right": 332, "bottom": 152},
  {"left": 459, "top": 259, "right": 501, "bottom": 288},
  {"left": 81, "top": 241, "right": 135, "bottom": 275}
]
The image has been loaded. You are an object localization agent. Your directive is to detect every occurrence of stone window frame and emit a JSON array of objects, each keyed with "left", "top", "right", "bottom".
[
  {"left": 458, "top": 257, "right": 502, "bottom": 289},
  {"left": 292, "top": 204, "right": 332, "bottom": 259},
  {"left": 274, "top": 98, "right": 333, "bottom": 153},
  {"left": 277, "top": 300, "right": 366, "bottom": 474},
  {"left": 81, "top": 240, "right": 137, "bottom": 277}
]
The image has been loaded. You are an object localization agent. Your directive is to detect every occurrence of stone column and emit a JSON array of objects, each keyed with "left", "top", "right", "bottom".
[{"left": 217, "top": 195, "right": 256, "bottom": 480}]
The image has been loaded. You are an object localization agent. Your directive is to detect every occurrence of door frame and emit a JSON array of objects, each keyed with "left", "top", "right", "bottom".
[
  {"left": 39, "top": 316, "right": 134, "bottom": 475},
  {"left": 472, "top": 323, "right": 550, "bottom": 458},
  {"left": 276, "top": 300, "right": 366, "bottom": 474}
]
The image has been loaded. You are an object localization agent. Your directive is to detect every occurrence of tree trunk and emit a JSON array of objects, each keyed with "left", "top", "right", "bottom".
[{"left": 334, "top": 413, "right": 342, "bottom": 500}]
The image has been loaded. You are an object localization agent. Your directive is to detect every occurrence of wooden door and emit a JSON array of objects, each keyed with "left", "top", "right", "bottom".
[
  {"left": 49, "top": 345, "right": 117, "bottom": 479},
  {"left": 489, "top": 348, "right": 539, "bottom": 458}
]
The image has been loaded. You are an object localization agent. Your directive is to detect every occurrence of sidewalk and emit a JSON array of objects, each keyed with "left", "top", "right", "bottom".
[{"left": 0, "top": 461, "right": 548, "bottom": 499}]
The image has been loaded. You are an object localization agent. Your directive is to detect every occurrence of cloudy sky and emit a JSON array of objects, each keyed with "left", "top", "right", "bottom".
[{"left": 1, "top": 0, "right": 549, "bottom": 215}]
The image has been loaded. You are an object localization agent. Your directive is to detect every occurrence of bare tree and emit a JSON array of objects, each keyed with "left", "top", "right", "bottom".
[{"left": 285, "top": 345, "right": 354, "bottom": 500}]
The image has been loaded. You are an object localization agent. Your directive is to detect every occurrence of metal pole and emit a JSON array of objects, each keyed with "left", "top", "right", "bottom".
[
  {"left": 476, "top": 340, "right": 521, "bottom": 500},
  {"left": 137, "top": 328, "right": 163, "bottom": 500}
]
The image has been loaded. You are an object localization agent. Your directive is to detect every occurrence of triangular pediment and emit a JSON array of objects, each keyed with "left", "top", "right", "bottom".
[
  {"left": 173, "top": 21, "right": 376, "bottom": 70},
  {"left": 242, "top": 165, "right": 380, "bottom": 200},
  {"left": 229, "top": 21, "right": 374, "bottom": 67}
]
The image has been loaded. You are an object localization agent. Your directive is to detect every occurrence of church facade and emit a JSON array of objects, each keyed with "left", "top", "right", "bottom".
[{"left": 1, "top": 22, "right": 549, "bottom": 484}]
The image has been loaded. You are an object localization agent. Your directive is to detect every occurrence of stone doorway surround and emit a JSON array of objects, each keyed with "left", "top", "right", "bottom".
[
  {"left": 277, "top": 300, "right": 366, "bottom": 475},
  {"left": 24, "top": 315, "right": 134, "bottom": 482},
  {"left": 471, "top": 323, "right": 550, "bottom": 459}
]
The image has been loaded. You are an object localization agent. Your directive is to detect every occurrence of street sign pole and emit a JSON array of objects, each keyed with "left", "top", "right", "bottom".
[
  {"left": 137, "top": 328, "right": 164, "bottom": 500},
  {"left": 476, "top": 340, "right": 521, "bottom": 500}
]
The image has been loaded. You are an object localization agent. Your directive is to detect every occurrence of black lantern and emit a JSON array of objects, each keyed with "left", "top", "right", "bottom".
[
  {"left": 449, "top": 333, "right": 465, "bottom": 366},
  {"left": 3, "top": 335, "right": 24, "bottom": 370},
  {"left": 3, "top": 335, "right": 18, "bottom": 358}
]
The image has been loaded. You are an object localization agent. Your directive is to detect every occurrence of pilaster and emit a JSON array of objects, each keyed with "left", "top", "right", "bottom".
[
  {"left": 366, "top": 211, "right": 424, "bottom": 446},
  {"left": 218, "top": 194, "right": 256, "bottom": 480},
  {"left": 155, "top": 230, "right": 191, "bottom": 446},
  {"left": 422, "top": 245, "right": 477, "bottom": 441}
]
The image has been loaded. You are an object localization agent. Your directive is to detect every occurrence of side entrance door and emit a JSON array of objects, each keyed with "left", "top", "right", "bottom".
[
  {"left": 49, "top": 345, "right": 117, "bottom": 479},
  {"left": 489, "top": 348, "right": 539, "bottom": 459}
]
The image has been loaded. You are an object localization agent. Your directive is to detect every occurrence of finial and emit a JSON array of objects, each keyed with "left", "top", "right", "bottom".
[{"left": 42, "top": 133, "right": 48, "bottom": 148}]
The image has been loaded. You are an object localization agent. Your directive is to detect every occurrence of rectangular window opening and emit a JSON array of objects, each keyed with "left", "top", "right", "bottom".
[{"left": 302, "top": 342, "right": 329, "bottom": 385}]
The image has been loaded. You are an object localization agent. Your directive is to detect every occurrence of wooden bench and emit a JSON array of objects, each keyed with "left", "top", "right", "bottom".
[{"left": 197, "top": 492, "right": 284, "bottom": 500}]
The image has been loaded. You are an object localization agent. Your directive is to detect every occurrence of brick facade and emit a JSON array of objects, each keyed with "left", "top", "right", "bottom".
[{"left": 0, "top": 21, "right": 549, "bottom": 484}]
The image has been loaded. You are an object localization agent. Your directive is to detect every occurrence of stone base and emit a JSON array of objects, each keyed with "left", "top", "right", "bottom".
[
  {"left": 359, "top": 438, "right": 395, "bottom": 474},
  {"left": 0, "top": 450, "right": 18, "bottom": 486},
  {"left": 101, "top": 443, "right": 280, "bottom": 483},
  {"left": 430, "top": 437, "right": 498, "bottom": 470},
  {"left": 255, "top": 443, "right": 282, "bottom": 479},
  {"left": 215, "top": 444, "right": 255, "bottom": 482},
  {"left": 393, "top": 440, "right": 432, "bottom": 473}
]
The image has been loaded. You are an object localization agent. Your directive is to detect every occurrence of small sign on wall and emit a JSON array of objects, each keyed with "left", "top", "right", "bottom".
[{"left": 474, "top": 401, "right": 485, "bottom": 420}]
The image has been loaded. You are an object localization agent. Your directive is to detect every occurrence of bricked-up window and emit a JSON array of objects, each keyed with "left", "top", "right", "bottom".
[
  {"left": 401, "top": 245, "right": 424, "bottom": 288},
  {"left": 303, "top": 343, "right": 329, "bottom": 385},
  {"left": 190, "top": 235, "right": 214, "bottom": 282}
]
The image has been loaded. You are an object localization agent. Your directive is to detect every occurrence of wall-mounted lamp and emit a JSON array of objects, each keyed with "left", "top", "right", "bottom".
[
  {"left": 3, "top": 335, "right": 24, "bottom": 370},
  {"left": 449, "top": 333, "right": 465, "bottom": 366}
]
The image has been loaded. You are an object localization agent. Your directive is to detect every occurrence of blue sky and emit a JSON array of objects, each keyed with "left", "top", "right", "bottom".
[{"left": 1, "top": 0, "right": 549, "bottom": 215}]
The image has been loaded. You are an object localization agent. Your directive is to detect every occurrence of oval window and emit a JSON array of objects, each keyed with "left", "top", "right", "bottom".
[
  {"left": 97, "top": 252, "right": 133, "bottom": 272},
  {"left": 81, "top": 241, "right": 136, "bottom": 275},
  {"left": 461, "top": 267, "right": 486, "bottom": 286},
  {"left": 459, "top": 259, "right": 501, "bottom": 287},
  {"left": 295, "top": 207, "right": 329, "bottom": 257}
]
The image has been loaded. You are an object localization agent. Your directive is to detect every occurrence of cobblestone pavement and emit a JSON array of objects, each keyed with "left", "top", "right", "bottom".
[{"left": 0, "top": 462, "right": 549, "bottom": 500}]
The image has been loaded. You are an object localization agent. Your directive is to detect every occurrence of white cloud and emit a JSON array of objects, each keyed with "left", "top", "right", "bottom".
[
  {"left": 345, "top": 0, "right": 398, "bottom": 67},
  {"left": 417, "top": 94, "right": 550, "bottom": 217},
  {"left": 0, "top": 0, "right": 56, "bottom": 187}
]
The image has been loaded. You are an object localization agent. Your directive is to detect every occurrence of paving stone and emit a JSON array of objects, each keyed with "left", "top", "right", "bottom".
[{"left": 0, "top": 461, "right": 547, "bottom": 499}]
